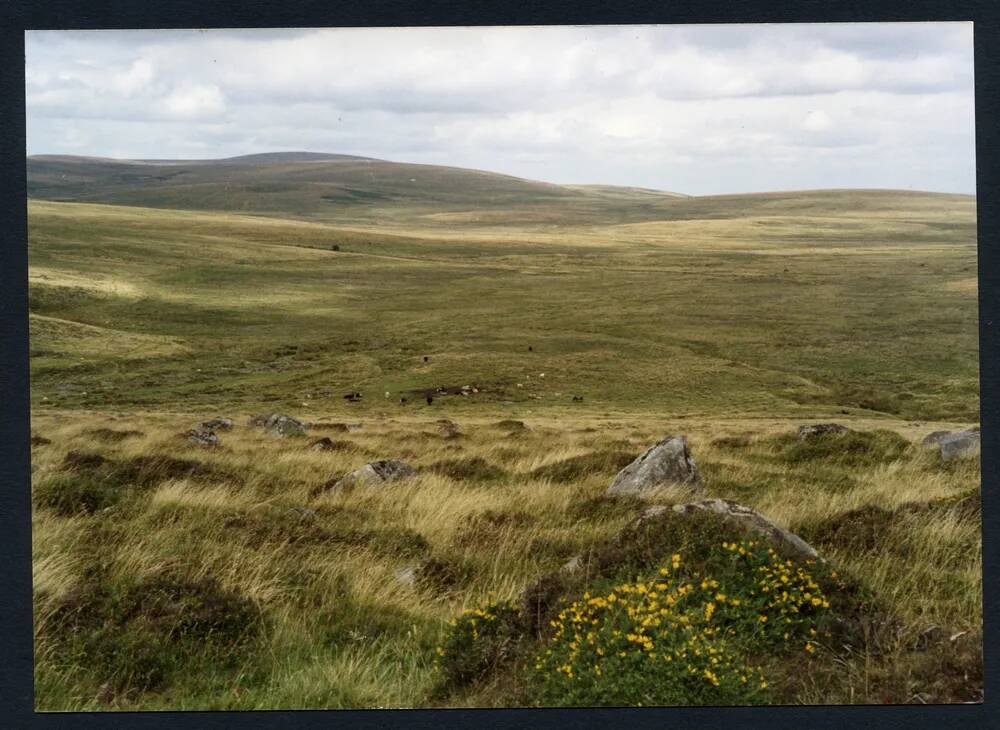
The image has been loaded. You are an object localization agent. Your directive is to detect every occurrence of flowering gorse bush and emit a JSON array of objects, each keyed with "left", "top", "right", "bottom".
[
  {"left": 526, "top": 540, "right": 834, "bottom": 706},
  {"left": 435, "top": 600, "right": 523, "bottom": 687}
]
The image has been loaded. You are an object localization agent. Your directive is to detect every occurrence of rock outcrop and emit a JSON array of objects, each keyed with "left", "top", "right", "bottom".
[
  {"left": 667, "top": 499, "right": 820, "bottom": 561},
  {"left": 325, "top": 459, "right": 416, "bottom": 492},
  {"left": 249, "top": 413, "right": 307, "bottom": 438},
  {"left": 185, "top": 429, "right": 221, "bottom": 448},
  {"left": 606, "top": 435, "right": 702, "bottom": 497}
]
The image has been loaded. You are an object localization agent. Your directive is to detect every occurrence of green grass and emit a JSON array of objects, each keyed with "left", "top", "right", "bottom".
[{"left": 27, "top": 160, "right": 980, "bottom": 709}]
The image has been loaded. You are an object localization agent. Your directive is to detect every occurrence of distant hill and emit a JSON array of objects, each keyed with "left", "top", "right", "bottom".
[{"left": 25, "top": 152, "right": 974, "bottom": 227}]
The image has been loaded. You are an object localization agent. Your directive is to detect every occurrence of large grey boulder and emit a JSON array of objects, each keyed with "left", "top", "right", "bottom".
[
  {"left": 250, "top": 413, "right": 307, "bottom": 438},
  {"left": 326, "top": 459, "right": 416, "bottom": 492},
  {"left": 668, "top": 499, "right": 820, "bottom": 561},
  {"left": 797, "top": 423, "right": 850, "bottom": 441},
  {"left": 606, "top": 435, "right": 702, "bottom": 497},
  {"left": 938, "top": 430, "right": 980, "bottom": 461}
]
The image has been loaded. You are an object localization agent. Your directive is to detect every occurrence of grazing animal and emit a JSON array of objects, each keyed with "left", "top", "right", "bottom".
[
  {"left": 423, "top": 356, "right": 429, "bottom": 362},
  {"left": 330, "top": 244, "right": 340, "bottom": 251},
  {"left": 426, "top": 396, "right": 434, "bottom": 405},
  {"left": 400, "top": 397, "right": 408, "bottom": 404},
  {"left": 344, "top": 392, "right": 362, "bottom": 402},
  {"left": 572, "top": 395, "right": 584, "bottom": 402},
  {"left": 528, "top": 346, "right": 533, "bottom": 351}
]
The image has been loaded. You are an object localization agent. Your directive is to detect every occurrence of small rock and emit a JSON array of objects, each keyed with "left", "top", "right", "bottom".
[
  {"left": 669, "top": 499, "right": 820, "bottom": 561},
  {"left": 394, "top": 566, "right": 417, "bottom": 587},
  {"left": 325, "top": 459, "right": 416, "bottom": 492},
  {"left": 200, "top": 418, "right": 233, "bottom": 431},
  {"left": 251, "top": 414, "right": 307, "bottom": 438},
  {"left": 186, "top": 429, "right": 221, "bottom": 448},
  {"left": 797, "top": 423, "right": 850, "bottom": 441},
  {"left": 606, "top": 435, "right": 702, "bottom": 497},
  {"left": 438, "top": 419, "right": 460, "bottom": 439}
]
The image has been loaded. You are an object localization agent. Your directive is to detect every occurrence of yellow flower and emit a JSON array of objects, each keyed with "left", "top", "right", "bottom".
[{"left": 758, "top": 615, "right": 768, "bottom": 623}]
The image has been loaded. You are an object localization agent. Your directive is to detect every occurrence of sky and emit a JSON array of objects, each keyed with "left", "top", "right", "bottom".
[{"left": 25, "top": 23, "right": 976, "bottom": 195}]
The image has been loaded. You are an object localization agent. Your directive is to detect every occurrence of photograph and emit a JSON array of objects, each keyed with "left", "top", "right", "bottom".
[{"left": 24, "top": 23, "right": 981, "bottom": 710}]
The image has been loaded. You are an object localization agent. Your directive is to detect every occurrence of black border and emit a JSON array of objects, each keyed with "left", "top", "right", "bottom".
[{"left": 2, "top": 2, "right": 997, "bottom": 728}]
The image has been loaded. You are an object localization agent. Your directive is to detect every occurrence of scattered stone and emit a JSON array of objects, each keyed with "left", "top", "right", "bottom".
[
  {"left": 438, "top": 419, "right": 460, "bottom": 439},
  {"left": 200, "top": 418, "right": 234, "bottom": 432},
  {"left": 669, "top": 499, "right": 820, "bottom": 561},
  {"left": 797, "top": 423, "right": 850, "bottom": 441},
  {"left": 606, "top": 435, "right": 702, "bottom": 497},
  {"left": 185, "top": 429, "right": 221, "bottom": 448},
  {"left": 325, "top": 459, "right": 416, "bottom": 492},
  {"left": 250, "top": 413, "right": 307, "bottom": 438},
  {"left": 938, "top": 430, "right": 980, "bottom": 461}
]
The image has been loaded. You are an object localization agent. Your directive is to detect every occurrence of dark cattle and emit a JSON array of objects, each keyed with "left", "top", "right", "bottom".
[
  {"left": 528, "top": 346, "right": 533, "bottom": 351},
  {"left": 400, "top": 397, "right": 408, "bottom": 404},
  {"left": 426, "top": 396, "right": 434, "bottom": 405},
  {"left": 423, "top": 356, "right": 429, "bottom": 362},
  {"left": 330, "top": 244, "right": 340, "bottom": 251},
  {"left": 344, "top": 392, "right": 362, "bottom": 402},
  {"left": 572, "top": 395, "right": 584, "bottom": 402}
]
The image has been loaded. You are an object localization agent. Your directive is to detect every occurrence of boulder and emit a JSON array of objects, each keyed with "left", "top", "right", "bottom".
[
  {"left": 185, "top": 429, "right": 221, "bottom": 448},
  {"left": 325, "top": 459, "right": 416, "bottom": 492},
  {"left": 797, "top": 423, "right": 850, "bottom": 441},
  {"left": 938, "top": 430, "right": 980, "bottom": 461},
  {"left": 250, "top": 413, "right": 307, "bottom": 438},
  {"left": 606, "top": 435, "right": 702, "bottom": 497},
  {"left": 200, "top": 417, "right": 234, "bottom": 431},
  {"left": 668, "top": 499, "right": 820, "bottom": 561}
]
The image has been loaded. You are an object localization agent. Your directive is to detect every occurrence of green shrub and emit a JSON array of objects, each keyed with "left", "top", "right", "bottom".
[
  {"left": 436, "top": 600, "right": 524, "bottom": 688},
  {"left": 525, "top": 540, "right": 835, "bottom": 706}
]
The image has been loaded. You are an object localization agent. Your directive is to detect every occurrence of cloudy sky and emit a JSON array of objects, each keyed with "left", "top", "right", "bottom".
[{"left": 25, "top": 24, "right": 975, "bottom": 195}]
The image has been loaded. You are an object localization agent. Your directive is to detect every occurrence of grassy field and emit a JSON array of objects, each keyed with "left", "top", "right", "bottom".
[{"left": 27, "top": 156, "right": 981, "bottom": 709}]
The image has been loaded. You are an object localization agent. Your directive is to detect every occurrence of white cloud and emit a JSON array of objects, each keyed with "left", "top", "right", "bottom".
[
  {"left": 24, "top": 23, "right": 975, "bottom": 194},
  {"left": 160, "top": 83, "right": 226, "bottom": 120}
]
